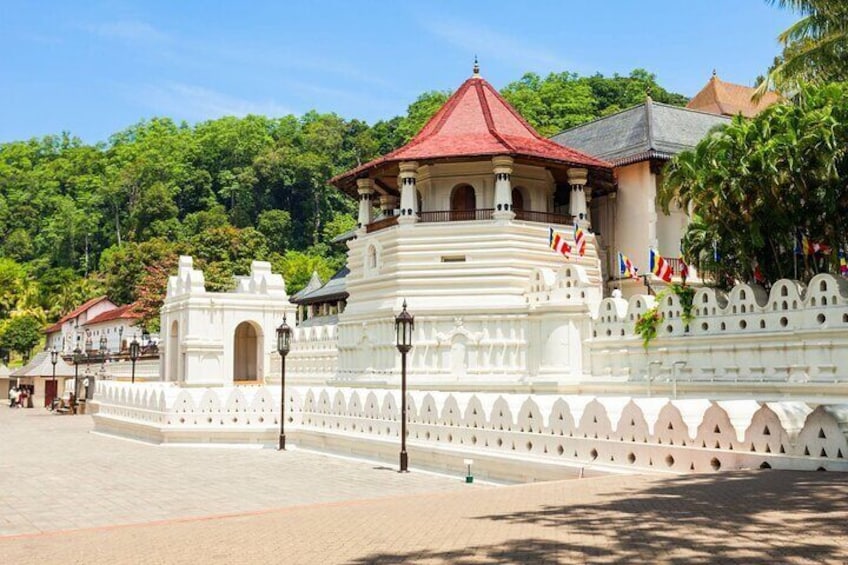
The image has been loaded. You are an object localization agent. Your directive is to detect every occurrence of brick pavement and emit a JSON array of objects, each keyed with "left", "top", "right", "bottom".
[
  {"left": 2, "top": 469, "right": 847, "bottom": 563},
  {"left": 3, "top": 407, "right": 848, "bottom": 564},
  {"left": 0, "top": 407, "right": 475, "bottom": 536}
]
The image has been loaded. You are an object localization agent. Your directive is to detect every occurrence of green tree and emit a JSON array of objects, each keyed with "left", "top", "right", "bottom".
[
  {"left": 661, "top": 82, "right": 848, "bottom": 284},
  {"left": 758, "top": 1, "right": 848, "bottom": 96},
  {"left": 0, "top": 314, "right": 43, "bottom": 359},
  {"left": 99, "top": 238, "right": 181, "bottom": 305},
  {"left": 256, "top": 209, "right": 293, "bottom": 254}
]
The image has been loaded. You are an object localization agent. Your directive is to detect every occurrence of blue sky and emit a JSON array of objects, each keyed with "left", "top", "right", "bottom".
[{"left": 0, "top": 1, "right": 798, "bottom": 144}]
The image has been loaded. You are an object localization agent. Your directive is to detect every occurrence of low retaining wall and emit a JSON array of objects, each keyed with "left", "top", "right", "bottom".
[{"left": 91, "top": 382, "right": 848, "bottom": 481}]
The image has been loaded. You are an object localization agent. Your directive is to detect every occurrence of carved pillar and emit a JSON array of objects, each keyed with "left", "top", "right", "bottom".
[
  {"left": 492, "top": 155, "right": 515, "bottom": 220},
  {"left": 398, "top": 161, "right": 418, "bottom": 225},
  {"left": 379, "top": 194, "right": 398, "bottom": 216},
  {"left": 567, "top": 167, "right": 589, "bottom": 229},
  {"left": 356, "top": 178, "right": 374, "bottom": 229}
]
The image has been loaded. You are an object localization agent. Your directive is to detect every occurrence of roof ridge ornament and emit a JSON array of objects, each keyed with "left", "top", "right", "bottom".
[{"left": 473, "top": 55, "right": 480, "bottom": 77}]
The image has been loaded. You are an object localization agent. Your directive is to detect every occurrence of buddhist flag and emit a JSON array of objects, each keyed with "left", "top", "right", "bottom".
[
  {"left": 548, "top": 227, "right": 571, "bottom": 257},
  {"left": 800, "top": 233, "right": 832, "bottom": 256},
  {"left": 574, "top": 225, "right": 586, "bottom": 257},
  {"left": 839, "top": 250, "right": 848, "bottom": 277},
  {"left": 649, "top": 248, "right": 673, "bottom": 283},
  {"left": 679, "top": 257, "right": 689, "bottom": 280},
  {"left": 753, "top": 259, "right": 766, "bottom": 284},
  {"left": 618, "top": 252, "right": 638, "bottom": 278}
]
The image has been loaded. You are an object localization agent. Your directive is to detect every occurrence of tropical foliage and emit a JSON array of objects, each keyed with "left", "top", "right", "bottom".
[
  {"left": 758, "top": 0, "right": 848, "bottom": 96},
  {"left": 660, "top": 82, "right": 848, "bottom": 286}
]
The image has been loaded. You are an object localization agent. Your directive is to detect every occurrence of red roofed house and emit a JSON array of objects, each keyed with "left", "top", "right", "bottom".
[
  {"left": 80, "top": 304, "right": 144, "bottom": 354},
  {"left": 44, "top": 296, "right": 117, "bottom": 354},
  {"left": 317, "top": 63, "right": 614, "bottom": 384}
]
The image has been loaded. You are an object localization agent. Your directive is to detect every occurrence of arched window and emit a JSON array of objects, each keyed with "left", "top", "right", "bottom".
[
  {"left": 367, "top": 245, "right": 377, "bottom": 270},
  {"left": 511, "top": 188, "right": 525, "bottom": 211},
  {"left": 450, "top": 184, "right": 476, "bottom": 220}
]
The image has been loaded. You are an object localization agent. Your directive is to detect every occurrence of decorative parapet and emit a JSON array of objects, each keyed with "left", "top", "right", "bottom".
[
  {"left": 592, "top": 274, "right": 848, "bottom": 340},
  {"left": 92, "top": 381, "right": 848, "bottom": 473},
  {"left": 525, "top": 264, "right": 600, "bottom": 311},
  {"left": 232, "top": 260, "right": 287, "bottom": 299},
  {"left": 167, "top": 256, "right": 206, "bottom": 299}
]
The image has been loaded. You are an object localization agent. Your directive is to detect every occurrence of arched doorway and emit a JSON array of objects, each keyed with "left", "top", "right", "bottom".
[
  {"left": 233, "top": 321, "right": 262, "bottom": 382},
  {"left": 169, "top": 321, "right": 179, "bottom": 382},
  {"left": 450, "top": 184, "right": 476, "bottom": 221},
  {"left": 511, "top": 188, "right": 525, "bottom": 212}
]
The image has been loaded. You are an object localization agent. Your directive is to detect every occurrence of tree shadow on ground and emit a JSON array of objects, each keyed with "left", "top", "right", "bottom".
[{"left": 348, "top": 471, "right": 848, "bottom": 564}]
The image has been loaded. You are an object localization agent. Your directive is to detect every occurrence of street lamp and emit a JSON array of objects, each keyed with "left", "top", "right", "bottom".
[
  {"left": 276, "top": 315, "right": 292, "bottom": 451},
  {"left": 395, "top": 300, "right": 414, "bottom": 472},
  {"left": 72, "top": 346, "right": 83, "bottom": 414},
  {"left": 129, "top": 334, "right": 141, "bottom": 384},
  {"left": 50, "top": 347, "right": 58, "bottom": 407}
]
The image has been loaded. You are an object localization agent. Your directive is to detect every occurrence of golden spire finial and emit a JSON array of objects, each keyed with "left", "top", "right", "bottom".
[
  {"left": 712, "top": 68, "right": 717, "bottom": 78},
  {"left": 473, "top": 55, "right": 480, "bottom": 76}
]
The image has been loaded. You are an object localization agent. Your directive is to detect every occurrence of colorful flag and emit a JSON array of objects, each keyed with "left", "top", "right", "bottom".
[
  {"left": 679, "top": 257, "right": 689, "bottom": 280},
  {"left": 800, "top": 233, "right": 832, "bottom": 256},
  {"left": 574, "top": 225, "right": 586, "bottom": 257},
  {"left": 618, "top": 252, "right": 638, "bottom": 278},
  {"left": 548, "top": 227, "right": 571, "bottom": 257},
  {"left": 839, "top": 250, "right": 848, "bottom": 277},
  {"left": 649, "top": 248, "right": 673, "bottom": 283},
  {"left": 752, "top": 259, "right": 766, "bottom": 284}
]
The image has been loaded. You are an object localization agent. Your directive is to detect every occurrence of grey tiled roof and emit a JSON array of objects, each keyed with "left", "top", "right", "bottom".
[
  {"left": 293, "top": 266, "right": 349, "bottom": 304},
  {"left": 10, "top": 351, "right": 77, "bottom": 378},
  {"left": 551, "top": 101, "right": 730, "bottom": 166},
  {"left": 291, "top": 271, "right": 324, "bottom": 302}
]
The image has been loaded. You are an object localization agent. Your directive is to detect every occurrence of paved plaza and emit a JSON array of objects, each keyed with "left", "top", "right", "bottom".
[{"left": 2, "top": 407, "right": 848, "bottom": 563}]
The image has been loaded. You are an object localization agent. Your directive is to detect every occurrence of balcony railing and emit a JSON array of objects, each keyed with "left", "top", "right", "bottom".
[
  {"left": 419, "top": 209, "right": 495, "bottom": 223},
  {"left": 365, "top": 215, "right": 398, "bottom": 233},
  {"left": 365, "top": 208, "right": 575, "bottom": 234},
  {"left": 514, "top": 210, "right": 573, "bottom": 225}
]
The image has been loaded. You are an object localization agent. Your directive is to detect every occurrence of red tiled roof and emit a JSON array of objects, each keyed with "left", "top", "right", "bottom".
[
  {"left": 332, "top": 74, "right": 611, "bottom": 189},
  {"left": 44, "top": 295, "right": 112, "bottom": 334},
  {"left": 82, "top": 304, "right": 142, "bottom": 326},
  {"left": 686, "top": 74, "right": 781, "bottom": 118}
]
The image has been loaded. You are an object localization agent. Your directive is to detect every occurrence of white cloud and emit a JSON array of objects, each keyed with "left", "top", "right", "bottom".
[
  {"left": 420, "top": 18, "right": 570, "bottom": 72},
  {"left": 134, "top": 82, "right": 293, "bottom": 121},
  {"left": 85, "top": 20, "right": 168, "bottom": 43}
]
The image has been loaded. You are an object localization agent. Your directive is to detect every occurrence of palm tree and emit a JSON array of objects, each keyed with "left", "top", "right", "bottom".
[{"left": 756, "top": 1, "right": 848, "bottom": 98}]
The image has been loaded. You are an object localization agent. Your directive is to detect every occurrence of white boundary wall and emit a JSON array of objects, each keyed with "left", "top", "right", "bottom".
[{"left": 92, "top": 382, "right": 848, "bottom": 481}]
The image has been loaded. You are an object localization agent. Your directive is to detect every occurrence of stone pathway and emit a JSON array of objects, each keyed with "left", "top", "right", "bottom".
[
  {"left": 0, "top": 407, "right": 474, "bottom": 536},
  {"left": 2, "top": 406, "right": 847, "bottom": 563}
]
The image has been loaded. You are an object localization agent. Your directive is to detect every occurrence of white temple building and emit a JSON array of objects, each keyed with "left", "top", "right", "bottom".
[{"left": 92, "top": 67, "right": 848, "bottom": 480}]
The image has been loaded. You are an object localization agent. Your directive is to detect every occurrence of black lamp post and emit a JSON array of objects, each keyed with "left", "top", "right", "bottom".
[
  {"left": 129, "top": 334, "right": 140, "bottom": 384},
  {"left": 72, "top": 346, "right": 83, "bottom": 414},
  {"left": 276, "top": 316, "right": 292, "bottom": 451},
  {"left": 50, "top": 347, "right": 58, "bottom": 407},
  {"left": 395, "top": 300, "right": 414, "bottom": 472}
]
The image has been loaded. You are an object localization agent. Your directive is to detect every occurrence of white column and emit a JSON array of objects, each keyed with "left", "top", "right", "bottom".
[
  {"left": 491, "top": 155, "right": 515, "bottom": 221},
  {"left": 567, "top": 167, "right": 589, "bottom": 229},
  {"left": 398, "top": 161, "right": 418, "bottom": 225},
  {"left": 379, "top": 194, "right": 398, "bottom": 217},
  {"left": 356, "top": 178, "right": 374, "bottom": 229}
]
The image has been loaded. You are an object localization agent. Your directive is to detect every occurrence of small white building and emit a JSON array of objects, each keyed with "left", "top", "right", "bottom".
[
  {"left": 159, "top": 257, "right": 294, "bottom": 387},
  {"left": 80, "top": 303, "right": 145, "bottom": 354},
  {"left": 44, "top": 296, "right": 117, "bottom": 354}
]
